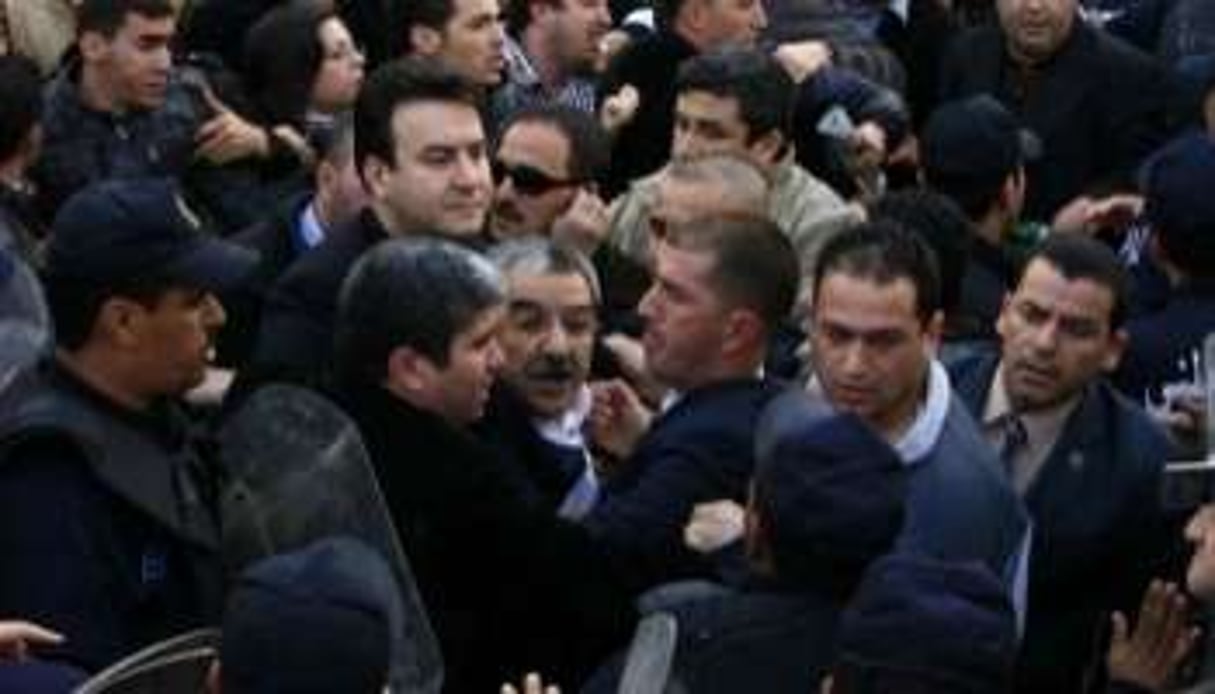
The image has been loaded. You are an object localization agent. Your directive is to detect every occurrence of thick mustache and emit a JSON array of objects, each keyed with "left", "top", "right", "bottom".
[{"left": 523, "top": 358, "right": 579, "bottom": 382}]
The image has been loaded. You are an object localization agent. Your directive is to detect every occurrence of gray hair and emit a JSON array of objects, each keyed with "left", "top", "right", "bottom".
[
  {"left": 664, "top": 153, "right": 770, "bottom": 214},
  {"left": 488, "top": 236, "right": 602, "bottom": 306}
]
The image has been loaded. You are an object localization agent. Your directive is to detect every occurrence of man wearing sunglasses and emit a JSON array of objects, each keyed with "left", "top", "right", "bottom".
[{"left": 489, "top": 103, "right": 609, "bottom": 250}]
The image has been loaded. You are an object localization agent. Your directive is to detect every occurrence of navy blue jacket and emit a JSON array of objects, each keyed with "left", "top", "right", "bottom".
[
  {"left": 1116, "top": 281, "right": 1215, "bottom": 406},
  {"left": 583, "top": 580, "right": 838, "bottom": 694},
  {"left": 896, "top": 393, "right": 1030, "bottom": 601},
  {"left": 950, "top": 352, "right": 1173, "bottom": 694},
  {"left": 330, "top": 377, "right": 635, "bottom": 692},
  {"left": 585, "top": 379, "right": 785, "bottom": 592},
  {"left": 0, "top": 361, "right": 223, "bottom": 672}
]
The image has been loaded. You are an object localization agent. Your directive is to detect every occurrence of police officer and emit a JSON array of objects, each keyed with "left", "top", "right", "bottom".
[{"left": 0, "top": 178, "right": 256, "bottom": 672}]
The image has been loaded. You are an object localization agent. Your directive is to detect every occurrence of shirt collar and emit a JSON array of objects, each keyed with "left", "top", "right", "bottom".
[
  {"left": 296, "top": 201, "right": 327, "bottom": 251},
  {"left": 891, "top": 359, "right": 953, "bottom": 464},
  {"left": 534, "top": 384, "right": 593, "bottom": 448},
  {"left": 504, "top": 35, "right": 541, "bottom": 89}
]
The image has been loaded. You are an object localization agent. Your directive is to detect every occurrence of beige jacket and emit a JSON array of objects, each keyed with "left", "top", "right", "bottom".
[{"left": 606, "top": 158, "right": 860, "bottom": 278}]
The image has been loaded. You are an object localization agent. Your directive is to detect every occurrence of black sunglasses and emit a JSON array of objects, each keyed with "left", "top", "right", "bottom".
[{"left": 492, "top": 160, "right": 581, "bottom": 196}]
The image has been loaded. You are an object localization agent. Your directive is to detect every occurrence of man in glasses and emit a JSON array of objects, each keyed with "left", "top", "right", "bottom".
[{"left": 489, "top": 104, "right": 610, "bottom": 251}]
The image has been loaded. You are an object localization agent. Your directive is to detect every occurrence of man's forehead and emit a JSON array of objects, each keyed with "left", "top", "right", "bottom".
[
  {"left": 507, "top": 271, "right": 595, "bottom": 306},
  {"left": 112, "top": 11, "right": 176, "bottom": 37},
  {"left": 451, "top": 0, "right": 500, "bottom": 21},
  {"left": 813, "top": 272, "right": 921, "bottom": 320},
  {"left": 676, "top": 91, "right": 742, "bottom": 121},
  {"left": 391, "top": 101, "right": 484, "bottom": 144},
  {"left": 1014, "top": 260, "right": 1115, "bottom": 321},
  {"left": 498, "top": 122, "right": 570, "bottom": 172}
]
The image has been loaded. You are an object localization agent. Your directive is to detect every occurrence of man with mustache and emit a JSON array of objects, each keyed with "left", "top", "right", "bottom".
[
  {"left": 489, "top": 104, "right": 610, "bottom": 250},
  {"left": 0, "top": 178, "right": 257, "bottom": 672},
  {"left": 949, "top": 234, "right": 1172, "bottom": 693},
  {"left": 477, "top": 237, "right": 604, "bottom": 519},
  {"left": 329, "top": 238, "right": 634, "bottom": 690}
]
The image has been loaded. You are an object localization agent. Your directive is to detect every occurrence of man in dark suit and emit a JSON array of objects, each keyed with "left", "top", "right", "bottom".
[
  {"left": 328, "top": 237, "right": 634, "bottom": 691},
  {"left": 220, "top": 115, "right": 367, "bottom": 367},
  {"left": 585, "top": 214, "right": 800, "bottom": 592},
  {"left": 939, "top": 0, "right": 1170, "bottom": 222},
  {"left": 247, "top": 57, "right": 493, "bottom": 388},
  {"left": 948, "top": 234, "right": 1173, "bottom": 693},
  {"left": 585, "top": 396, "right": 908, "bottom": 694}
]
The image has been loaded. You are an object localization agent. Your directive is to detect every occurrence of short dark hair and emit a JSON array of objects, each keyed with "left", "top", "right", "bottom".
[
  {"left": 504, "top": 0, "right": 561, "bottom": 36},
  {"left": 401, "top": 0, "right": 457, "bottom": 48},
  {"left": 243, "top": 0, "right": 337, "bottom": 127},
  {"left": 675, "top": 47, "right": 794, "bottom": 145},
  {"left": 653, "top": 0, "right": 690, "bottom": 30},
  {"left": 354, "top": 56, "right": 481, "bottom": 177},
  {"left": 335, "top": 237, "right": 505, "bottom": 383},
  {"left": 1025, "top": 234, "right": 1128, "bottom": 330},
  {"left": 0, "top": 55, "right": 43, "bottom": 164},
  {"left": 78, "top": 0, "right": 176, "bottom": 37},
  {"left": 500, "top": 104, "right": 611, "bottom": 184},
  {"left": 663, "top": 214, "right": 799, "bottom": 334},
  {"left": 868, "top": 190, "right": 972, "bottom": 317},
  {"left": 813, "top": 221, "right": 942, "bottom": 324},
  {"left": 44, "top": 278, "right": 167, "bottom": 350}
]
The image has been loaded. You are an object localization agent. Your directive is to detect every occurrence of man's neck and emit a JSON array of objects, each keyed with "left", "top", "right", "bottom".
[
  {"left": 369, "top": 201, "right": 410, "bottom": 237},
  {"left": 56, "top": 347, "right": 150, "bottom": 411},
  {"left": 312, "top": 194, "right": 338, "bottom": 232},
  {"left": 876, "top": 371, "right": 931, "bottom": 444},
  {"left": 671, "top": 22, "right": 709, "bottom": 53},
  {"left": 382, "top": 379, "right": 463, "bottom": 428},
  {"left": 78, "top": 66, "right": 125, "bottom": 114},
  {"left": 0, "top": 157, "right": 29, "bottom": 190},
  {"left": 519, "top": 28, "right": 567, "bottom": 91},
  {"left": 975, "top": 210, "right": 1009, "bottom": 247}
]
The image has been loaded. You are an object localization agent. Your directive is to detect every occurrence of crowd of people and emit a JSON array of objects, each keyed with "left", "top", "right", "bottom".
[{"left": 1, "top": 0, "right": 1215, "bottom": 691}]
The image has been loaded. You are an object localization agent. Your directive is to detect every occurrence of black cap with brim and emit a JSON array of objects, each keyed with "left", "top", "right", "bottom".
[
  {"left": 46, "top": 178, "right": 259, "bottom": 292},
  {"left": 158, "top": 237, "right": 259, "bottom": 293},
  {"left": 922, "top": 95, "right": 1041, "bottom": 184}
]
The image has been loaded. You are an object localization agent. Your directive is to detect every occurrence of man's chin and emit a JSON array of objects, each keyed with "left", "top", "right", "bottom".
[
  {"left": 439, "top": 216, "right": 487, "bottom": 238},
  {"left": 490, "top": 217, "right": 527, "bottom": 240},
  {"left": 523, "top": 384, "right": 576, "bottom": 418}
]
